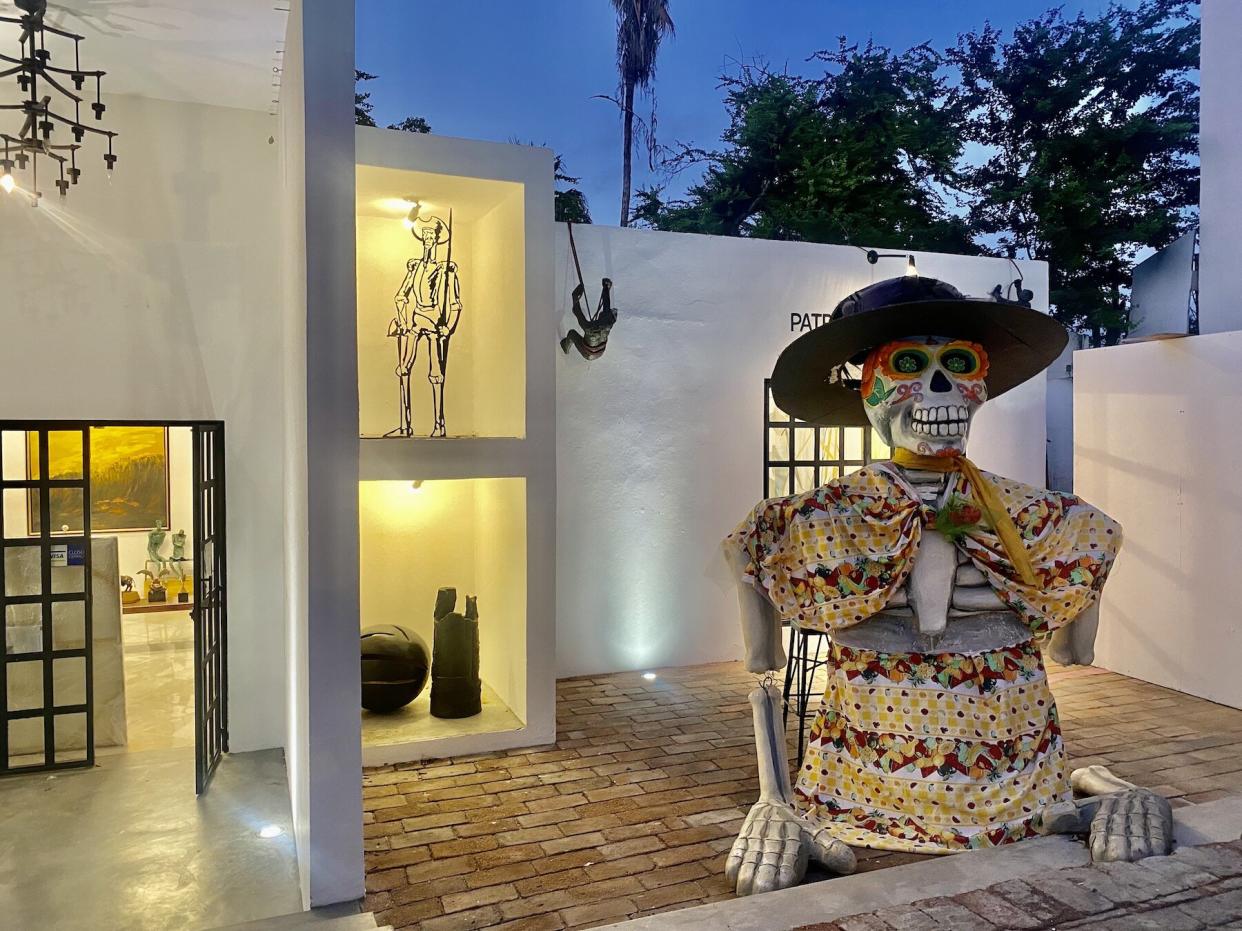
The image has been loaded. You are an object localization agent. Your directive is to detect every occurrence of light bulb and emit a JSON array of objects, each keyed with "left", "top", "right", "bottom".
[
  {"left": 1, "top": 173, "right": 14, "bottom": 194},
  {"left": 905, "top": 256, "right": 918, "bottom": 277}
]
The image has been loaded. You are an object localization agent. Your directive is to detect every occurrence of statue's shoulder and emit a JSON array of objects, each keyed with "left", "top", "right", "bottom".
[
  {"left": 977, "top": 469, "right": 1120, "bottom": 530},
  {"left": 778, "top": 463, "right": 904, "bottom": 516}
]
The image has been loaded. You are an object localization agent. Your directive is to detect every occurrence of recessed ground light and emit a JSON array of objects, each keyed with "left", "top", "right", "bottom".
[
  {"left": 642, "top": 672, "right": 657, "bottom": 681},
  {"left": 258, "top": 825, "right": 285, "bottom": 839}
]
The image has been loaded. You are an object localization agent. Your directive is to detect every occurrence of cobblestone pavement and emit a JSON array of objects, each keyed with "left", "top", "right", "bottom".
[
  {"left": 796, "top": 840, "right": 1242, "bottom": 930},
  {"left": 362, "top": 661, "right": 1242, "bottom": 931}
]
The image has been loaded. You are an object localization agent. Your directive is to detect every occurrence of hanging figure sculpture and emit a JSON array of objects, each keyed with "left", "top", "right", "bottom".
[
  {"left": 722, "top": 275, "right": 1172, "bottom": 897},
  {"left": 388, "top": 212, "right": 462, "bottom": 437},
  {"left": 560, "top": 222, "right": 618, "bottom": 361}
]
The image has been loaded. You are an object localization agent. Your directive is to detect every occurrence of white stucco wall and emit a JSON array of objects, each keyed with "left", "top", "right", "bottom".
[
  {"left": 284, "top": 0, "right": 363, "bottom": 909},
  {"left": 1199, "top": 0, "right": 1242, "bottom": 335},
  {"left": 0, "top": 94, "right": 288, "bottom": 754},
  {"left": 1075, "top": 333, "right": 1242, "bottom": 710},
  {"left": 555, "top": 225, "right": 1050, "bottom": 678}
]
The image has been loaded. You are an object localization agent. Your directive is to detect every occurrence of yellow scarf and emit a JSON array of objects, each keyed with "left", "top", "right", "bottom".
[{"left": 892, "top": 448, "right": 1038, "bottom": 586}]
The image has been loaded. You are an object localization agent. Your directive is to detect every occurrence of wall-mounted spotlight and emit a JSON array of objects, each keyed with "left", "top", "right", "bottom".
[
  {"left": 410, "top": 480, "right": 424, "bottom": 494},
  {"left": 401, "top": 196, "right": 422, "bottom": 229},
  {"left": 862, "top": 248, "right": 919, "bottom": 276}
]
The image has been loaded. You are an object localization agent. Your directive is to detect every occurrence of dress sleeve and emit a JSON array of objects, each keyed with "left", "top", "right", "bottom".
[{"left": 725, "top": 496, "right": 797, "bottom": 617}]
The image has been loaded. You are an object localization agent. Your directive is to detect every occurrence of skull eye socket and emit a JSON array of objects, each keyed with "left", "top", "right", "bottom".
[
  {"left": 940, "top": 347, "right": 980, "bottom": 376},
  {"left": 889, "top": 349, "right": 929, "bottom": 377}
]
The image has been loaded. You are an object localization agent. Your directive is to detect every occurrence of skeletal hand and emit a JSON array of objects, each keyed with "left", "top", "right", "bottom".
[
  {"left": 725, "top": 799, "right": 856, "bottom": 896},
  {"left": 1037, "top": 787, "right": 1173, "bottom": 862}
]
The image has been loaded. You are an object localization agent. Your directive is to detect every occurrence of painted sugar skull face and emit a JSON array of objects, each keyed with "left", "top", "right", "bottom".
[{"left": 860, "top": 336, "right": 990, "bottom": 455}]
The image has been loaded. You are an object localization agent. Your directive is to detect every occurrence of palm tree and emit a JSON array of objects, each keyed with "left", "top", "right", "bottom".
[{"left": 610, "top": 0, "right": 674, "bottom": 227}]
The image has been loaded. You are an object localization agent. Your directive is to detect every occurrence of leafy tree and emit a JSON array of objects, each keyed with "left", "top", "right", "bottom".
[
  {"left": 609, "top": 0, "right": 675, "bottom": 227},
  {"left": 388, "top": 115, "right": 433, "bottom": 134},
  {"left": 635, "top": 45, "right": 975, "bottom": 255},
  {"left": 555, "top": 156, "right": 592, "bottom": 224},
  {"left": 355, "top": 71, "right": 433, "bottom": 134},
  {"left": 355, "top": 70, "right": 378, "bottom": 127},
  {"left": 951, "top": 0, "right": 1199, "bottom": 344}
]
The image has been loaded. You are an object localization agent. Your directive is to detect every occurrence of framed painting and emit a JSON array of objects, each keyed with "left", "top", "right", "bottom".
[{"left": 27, "top": 426, "right": 171, "bottom": 534}]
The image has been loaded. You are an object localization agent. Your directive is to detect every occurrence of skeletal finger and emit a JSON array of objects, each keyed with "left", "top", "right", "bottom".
[
  {"left": 807, "top": 824, "right": 857, "bottom": 875},
  {"left": 726, "top": 805, "right": 763, "bottom": 887},
  {"left": 776, "top": 819, "right": 806, "bottom": 890},
  {"left": 735, "top": 840, "right": 763, "bottom": 896},
  {"left": 751, "top": 839, "right": 782, "bottom": 895},
  {"left": 725, "top": 832, "right": 749, "bottom": 888},
  {"left": 746, "top": 810, "right": 786, "bottom": 895},
  {"left": 1090, "top": 793, "right": 1117, "bottom": 862},
  {"left": 1124, "top": 792, "right": 1151, "bottom": 860}
]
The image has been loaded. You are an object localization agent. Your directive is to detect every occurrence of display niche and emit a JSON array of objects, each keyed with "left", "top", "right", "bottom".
[
  {"left": 358, "top": 478, "right": 526, "bottom": 753},
  {"left": 357, "top": 166, "right": 527, "bottom": 440}
]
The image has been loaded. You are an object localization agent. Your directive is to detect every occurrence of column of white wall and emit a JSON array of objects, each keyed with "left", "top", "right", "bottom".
[{"left": 282, "top": 0, "right": 363, "bottom": 908}]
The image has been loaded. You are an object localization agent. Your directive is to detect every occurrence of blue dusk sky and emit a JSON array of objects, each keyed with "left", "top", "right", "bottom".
[{"left": 356, "top": 1, "right": 1139, "bottom": 227}]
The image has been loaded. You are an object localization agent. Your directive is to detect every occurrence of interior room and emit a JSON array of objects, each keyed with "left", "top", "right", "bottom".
[
  {"left": 0, "top": 1, "right": 311, "bottom": 925},
  {"left": 358, "top": 477, "right": 527, "bottom": 752},
  {"left": 2, "top": 425, "right": 196, "bottom": 763}
]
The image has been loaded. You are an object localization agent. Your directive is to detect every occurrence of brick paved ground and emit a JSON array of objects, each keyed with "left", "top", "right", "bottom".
[
  {"left": 796, "top": 839, "right": 1242, "bottom": 930},
  {"left": 362, "top": 661, "right": 1242, "bottom": 931}
]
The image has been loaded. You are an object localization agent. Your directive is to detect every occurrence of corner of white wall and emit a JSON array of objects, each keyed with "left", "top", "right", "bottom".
[{"left": 280, "top": 0, "right": 362, "bottom": 909}]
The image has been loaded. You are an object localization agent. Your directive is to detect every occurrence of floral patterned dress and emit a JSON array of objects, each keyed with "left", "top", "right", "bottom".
[{"left": 728, "top": 463, "right": 1121, "bottom": 853}]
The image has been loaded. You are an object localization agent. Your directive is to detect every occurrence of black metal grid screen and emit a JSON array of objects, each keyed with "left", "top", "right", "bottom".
[
  {"left": 0, "top": 423, "right": 94, "bottom": 774},
  {"left": 763, "top": 379, "right": 889, "bottom": 498},
  {"left": 193, "top": 423, "right": 228, "bottom": 794}
]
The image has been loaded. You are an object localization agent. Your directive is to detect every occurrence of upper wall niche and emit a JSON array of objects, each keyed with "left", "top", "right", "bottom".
[{"left": 357, "top": 165, "right": 527, "bottom": 440}]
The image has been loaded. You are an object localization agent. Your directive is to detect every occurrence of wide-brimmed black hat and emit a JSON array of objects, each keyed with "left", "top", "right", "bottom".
[{"left": 771, "top": 275, "right": 1068, "bottom": 426}]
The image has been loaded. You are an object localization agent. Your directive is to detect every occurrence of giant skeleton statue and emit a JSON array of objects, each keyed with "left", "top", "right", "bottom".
[
  {"left": 723, "top": 276, "right": 1172, "bottom": 897},
  {"left": 389, "top": 214, "right": 462, "bottom": 437}
]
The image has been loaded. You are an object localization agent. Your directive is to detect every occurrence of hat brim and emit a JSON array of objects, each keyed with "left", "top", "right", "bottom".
[{"left": 771, "top": 299, "right": 1068, "bottom": 426}]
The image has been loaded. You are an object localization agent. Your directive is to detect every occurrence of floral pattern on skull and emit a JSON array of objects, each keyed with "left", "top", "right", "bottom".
[{"left": 860, "top": 336, "right": 990, "bottom": 455}]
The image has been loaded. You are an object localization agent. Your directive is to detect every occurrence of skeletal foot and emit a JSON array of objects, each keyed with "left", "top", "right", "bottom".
[
  {"left": 725, "top": 800, "right": 856, "bottom": 896},
  {"left": 1038, "top": 767, "right": 1173, "bottom": 863}
]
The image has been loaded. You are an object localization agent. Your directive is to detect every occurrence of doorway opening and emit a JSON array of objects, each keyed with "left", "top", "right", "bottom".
[{"left": 0, "top": 421, "right": 227, "bottom": 793}]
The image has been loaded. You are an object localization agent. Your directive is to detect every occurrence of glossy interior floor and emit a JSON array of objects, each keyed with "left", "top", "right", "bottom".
[
  {"left": 122, "top": 609, "right": 196, "bottom": 751},
  {"left": 0, "top": 746, "right": 303, "bottom": 931}
]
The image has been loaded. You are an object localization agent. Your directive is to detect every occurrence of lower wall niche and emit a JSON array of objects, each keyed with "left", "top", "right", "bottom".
[{"left": 358, "top": 477, "right": 527, "bottom": 754}]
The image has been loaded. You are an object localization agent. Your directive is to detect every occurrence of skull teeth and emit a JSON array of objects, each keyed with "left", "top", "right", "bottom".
[{"left": 911, "top": 405, "right": 969, "bottom": 436}]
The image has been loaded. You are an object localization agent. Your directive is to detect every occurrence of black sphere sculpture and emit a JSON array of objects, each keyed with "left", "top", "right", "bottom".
[{"left": 360, "top": 625, "right": 430, "bottom": 713}]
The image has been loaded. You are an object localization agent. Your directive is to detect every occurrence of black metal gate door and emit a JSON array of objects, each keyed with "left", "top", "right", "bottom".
[
  {"left": 192, "top": 423, "right": 228, "bottom": 794},
  {"left": 0, "top": 423, "right": 94, "bottom": 775}
]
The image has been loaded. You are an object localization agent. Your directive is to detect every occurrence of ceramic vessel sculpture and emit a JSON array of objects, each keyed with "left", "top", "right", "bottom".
[
  {"left": 360, "top": 624, "right": 430, "bottom": 713},
  {"left": 429, "top": 587, "right": 481, "bottom": 718}
]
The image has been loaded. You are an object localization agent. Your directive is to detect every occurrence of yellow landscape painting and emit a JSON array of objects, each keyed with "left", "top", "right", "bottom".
[{"left": 27, "top": 427, "right": 170, "bottom": 533}]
